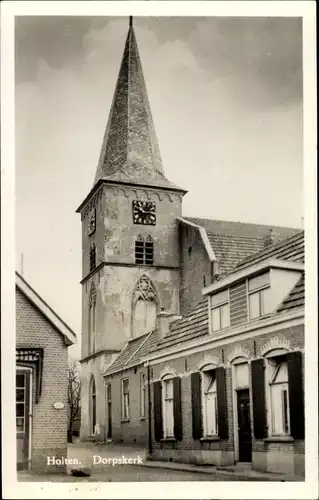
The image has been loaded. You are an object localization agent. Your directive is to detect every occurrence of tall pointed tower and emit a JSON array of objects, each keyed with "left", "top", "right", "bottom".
[{"left": 77, "top": 19, "right": 186, "bottom": 440}]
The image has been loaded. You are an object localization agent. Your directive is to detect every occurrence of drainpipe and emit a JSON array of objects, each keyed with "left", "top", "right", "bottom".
[{"left": 146, "top": 360, "right": 152, "bottom": 455}]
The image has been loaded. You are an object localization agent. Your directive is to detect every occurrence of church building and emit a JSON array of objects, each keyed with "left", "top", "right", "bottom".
[{"left": 77, "top": 19, "right": 300, "bottom": 445}]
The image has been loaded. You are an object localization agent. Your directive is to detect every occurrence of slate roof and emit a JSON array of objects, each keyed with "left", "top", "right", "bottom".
[
  {"left": 93, "top": 22, "right": 184, "bottom": 193},
  {"left": 151, "top": 231, "right": 305, "bottom": 354},
  {"left": 185, "top": 217, "right": 302, "bottom": 276},
  {"left": 103, "top": 330, "right": 158, "bottom": 376}
]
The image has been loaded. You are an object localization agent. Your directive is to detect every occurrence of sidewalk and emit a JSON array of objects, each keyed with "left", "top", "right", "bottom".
[
  {"left": 142, "top": 458, "right": 304, "bottom": 482},
  {"left": 69, "top": 441, "right": 304, "bottom": 482}
]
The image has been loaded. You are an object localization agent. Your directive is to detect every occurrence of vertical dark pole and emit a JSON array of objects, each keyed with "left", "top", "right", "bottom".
[{"left": 147, "top": 362, "right": 153, "bottom": 455}]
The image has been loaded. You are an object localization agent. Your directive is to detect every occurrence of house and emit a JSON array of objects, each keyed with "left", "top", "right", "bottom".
[
  {"left": 76, "top": 18, "right": 301, "bottom": 445},
  {"left": 16, "top": 272, "right": 76, "bottom": 473},
  {"left": 146, "top": 231, "right": 305, "bottom": 477}
]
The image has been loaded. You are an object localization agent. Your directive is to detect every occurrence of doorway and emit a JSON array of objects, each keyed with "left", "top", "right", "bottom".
[
  {"left": 16, "top": 369, "right": 32, "bottom": 470},
  {"left": 237, "top": 389, "right": 252, "bottom": 462}
]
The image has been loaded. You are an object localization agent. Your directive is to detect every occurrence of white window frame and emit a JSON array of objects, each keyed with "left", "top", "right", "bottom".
[
  {"left": 140, "top": 373, "right": 146, "bottom": 418},
  {"left": 121, "top": 378, "right": 130, "bottom": 420},
  {"left": 264, "top": 350, "right": 291, "bottom": 438},
  {"left": 247, "top": 272, "right": 270, "bottom": 320},
  {"left": 201, "top": 367, "right": 218, "bottom": 437},
  {"left": 162, "top": 375, "right": 175, "bottom": 438},
  {"left": 210, "top": 289, "right": 230, "bottom": 333}
]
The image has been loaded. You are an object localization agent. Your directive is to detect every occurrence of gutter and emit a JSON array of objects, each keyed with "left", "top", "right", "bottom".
[{"left": 143, "top": 308, "right": 304, "bottom": 364}]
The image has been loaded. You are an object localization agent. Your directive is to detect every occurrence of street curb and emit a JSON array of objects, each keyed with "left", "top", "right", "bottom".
[{"left": 141, "top": 460, "right": 302, "bottom": 482}]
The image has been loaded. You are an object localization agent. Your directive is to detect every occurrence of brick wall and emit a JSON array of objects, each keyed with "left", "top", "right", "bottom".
[
  {"left": 148, "top": 323, "right": 305, "bottom": 473},
  {"left": 16, "top": 288, "right": 69, "bottom": 474}
]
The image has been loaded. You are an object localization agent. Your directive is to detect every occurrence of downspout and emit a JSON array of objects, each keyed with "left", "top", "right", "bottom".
[{"left": 146, "top": 361, "right": 152, "bottom": 455}]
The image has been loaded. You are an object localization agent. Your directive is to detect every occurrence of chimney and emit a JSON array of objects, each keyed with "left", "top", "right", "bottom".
[
  {"left": 263, "top": 229, "right": 281, "bottom": 248},
  {"left": 157, "top": 309, "right": 182, "bottom": 340}
]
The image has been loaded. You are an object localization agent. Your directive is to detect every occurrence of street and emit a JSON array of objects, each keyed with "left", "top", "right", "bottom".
[{"left": 17, "top": 441, "right": 252, "bottom": 482}]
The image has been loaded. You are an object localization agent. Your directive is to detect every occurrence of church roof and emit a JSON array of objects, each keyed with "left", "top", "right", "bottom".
[
  {"left": 93, "top": 20, "right": 184, "bottom": 193},
  {"left": 150, "top": 231, "right": 304, "bottom": 354},
  {"left": 103, "top": 330, "right": 158, "bottom": 376},
  {"left": 184, "top": 217, "right": 302, "bottom": 276}
]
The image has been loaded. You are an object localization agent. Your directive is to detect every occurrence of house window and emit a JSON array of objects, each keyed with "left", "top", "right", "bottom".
[
  {"left": 121, "top": 379, "right": 130, "bottom": 420},
  {"left": 90, "top": 377, "right": 96, "bottom": 435},
  {"left": 163, "top": 378, "right": 174, "bottom": 437},
  {"left": 202, "top": 371, "right": 218, "bottom": 436},
  {"left": 140, "top": 373, "right": 146, "bottom": 418},
  {"left": 248, "top": 272, "right": 270, "bottom": 319},
  {"left": 90, "top": 243, "right": 96, "bottom": 272},
  {"left": 211, "top": 289, "right": 230, "bottom": 332},
  {"left": 135, "top": 235, "right": 154, "bottom": 265},
  {"left": 269, "top": 357, "right": 290, "bottom": 435},
  {"left": 16, "top": 373, "right": 26, "bottom": 432}
]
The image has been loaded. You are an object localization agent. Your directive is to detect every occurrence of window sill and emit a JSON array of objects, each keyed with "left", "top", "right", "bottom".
[
  {"left": 264, "top": 436, "right": 294, "bottom": 443},
  {"left": 160, "top": 438, "right": 176, "bottom": 443},
  {"left": 121, "top": 419, "right": 130, "bottom": 423},
  {"left": 200, "top": 436, "right": 220, "bottom": 442}
]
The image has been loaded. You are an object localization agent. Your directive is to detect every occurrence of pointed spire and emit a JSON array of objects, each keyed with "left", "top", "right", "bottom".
[{"left": 93, "top": 20, "right": 183, "bottom": 191}]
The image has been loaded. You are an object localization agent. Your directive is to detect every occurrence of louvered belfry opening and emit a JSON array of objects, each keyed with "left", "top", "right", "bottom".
[
  {"left": 90, "top": 243, "right": 96, "bottom": 271},
  {"left": 145, "top": 235, "right": 154, "bottom": 264},
  {"left": 135, "top": 235, "right": 144, "bottom": 264},
  {"left": 135, "top": 235, "right": 154, "bottom": 265}
]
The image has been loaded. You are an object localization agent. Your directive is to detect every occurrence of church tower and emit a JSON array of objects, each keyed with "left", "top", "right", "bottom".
[{"left": 77, "top": 18, "right": 186, "bottom": 440}]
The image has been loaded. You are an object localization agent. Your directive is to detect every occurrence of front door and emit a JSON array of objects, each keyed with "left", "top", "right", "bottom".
[
  {"left": 16, "top": 370, "right": 31, "bottom": 470},
  {"left": 237, "top": 389, "right": 252, "bottom": 462},
  {"left": 107, "top": 384, "right": 112, "bottom": 439}
]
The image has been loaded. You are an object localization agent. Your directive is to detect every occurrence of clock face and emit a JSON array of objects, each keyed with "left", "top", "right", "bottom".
[
  {"left": 88, "top": 208, "right": 96, "bottom": 235},
  {"left": 132, "top": 200, "right": 156, "bottom": 225}
]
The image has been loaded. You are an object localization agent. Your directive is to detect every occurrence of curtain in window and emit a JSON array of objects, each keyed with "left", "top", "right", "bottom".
[{"left": 164, "top": 379, "right": 174, "bottom": 437}]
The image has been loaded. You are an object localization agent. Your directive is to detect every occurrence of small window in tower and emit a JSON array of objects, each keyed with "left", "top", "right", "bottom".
[
  {"left": 135, "top": 235, "right": 154, "bottom": 265},
  {"left": 188, "top": 246, "right": 192, "bottom": 256},
  {"left": 145, "top": 235, "right": 154, "bottom": 265},
  {"left": 135, "top": 235, "right": 144, "bottom": 264},
  {"left": 90, "top": 243, "right": 96, "bottom": 272}
]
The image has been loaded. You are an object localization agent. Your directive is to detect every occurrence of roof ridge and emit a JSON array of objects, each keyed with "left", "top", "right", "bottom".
[
  {"left": 233, "top": 230, "right": 304, "bottom": 271},
  {"left": 185, "top": 216, "right": 301, "bottom": 232}
]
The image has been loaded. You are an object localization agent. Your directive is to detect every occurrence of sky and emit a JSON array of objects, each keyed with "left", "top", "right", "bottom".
[{"left": 15, "top": 16, "right": 303, "bottom": 358}]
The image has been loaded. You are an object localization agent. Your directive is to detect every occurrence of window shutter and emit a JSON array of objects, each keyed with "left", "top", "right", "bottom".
[
  {"left": 287, "top": 351, "right": 304, "bottom": 439},
  {"left": 153, "top": 381, "right": 163, "bottom": 441},
  {"left": 216, "top": 367, "right": 229, "bottom": 439},
  {"left": 173, "top": 377, "right": 183, "bottom": 441},
  {"left": 251, "top": 358, "right": 267, "bottom": 439},
  {"left": 191, "top": 372, "right": 202, "bottom": 439}
]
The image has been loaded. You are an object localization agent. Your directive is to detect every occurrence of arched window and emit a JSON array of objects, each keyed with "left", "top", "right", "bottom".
[
  {"left": 90, "top": 376, "right": 96, "bottom": 435},
  {"left": 135, "top": 235, "right": 154, "bottom": 265},
  {"left": 201, "top": 369, "right": 218, "bottom": 437},
  {"left": 90, "top": 243, "right": 96, "bottom": 272},
  {"left": 88, "top": 283, "right": 97, "bottom": 354},
  {"left": 268, "top": 356, "right": 290, "bottom": 435},
  {"left": 132, "top": 275, "right": 158, "bottom": 338}
]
